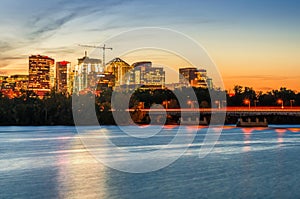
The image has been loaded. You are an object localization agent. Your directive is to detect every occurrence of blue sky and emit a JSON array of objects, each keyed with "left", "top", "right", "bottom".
[{"left": 0, "top": 0, "right": 299, "bottom": 90}]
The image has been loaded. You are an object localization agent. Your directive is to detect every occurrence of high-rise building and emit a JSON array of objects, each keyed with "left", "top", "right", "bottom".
[
  {"left": 0, "top": 76, "right": 7, "bottom": 90},
  {"left": 128, "top": 61, "right": 165, "bottom": 88},
  {"left": 206, "top": 77, "right": 213, "bottom": 89},
  {"left": 179, "top": 67, "right": 197, "bottom": 84},
  {"left": 74, "top": 52, "right": 102, "bottom": 92},
  {"left": 9, "top": 75, "right": 29, "bottom": 91},
  {"left": 96, "top": 72, "right": 115, "bottom": 90},
  {"left": 28, "top": 55, "right": 55, "bottom": 93},
  {"left": 67, "top": 66, "right": 75, "bottom": 94},
  {"left": 0, "top": 75, "right": 29, "bottom": 98},
  {"left": 0, "top": 76, "right": 7, "bottom": 81},
  {"left": 106, "top": 57, "right": 132, "bottom": 86},
  {"left": 50, "top": 64, "right": 56, "bottom": 89},
  {"left": 193, "top": 69, "right": 207, "bottom": 88},
  {"left": 56, "top": 61, "right": 70, "bottom": 93},
  {"left": 179, "top": 67, "right": 208, "bottom": 88}
]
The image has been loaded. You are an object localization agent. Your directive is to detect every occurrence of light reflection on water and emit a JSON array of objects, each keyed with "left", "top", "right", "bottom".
[
  {"left": 55, "top": 137, "right": 108, "bottom": 199},
  {"left": 1, "top": 125, "right": 300, "bottom": 198}
]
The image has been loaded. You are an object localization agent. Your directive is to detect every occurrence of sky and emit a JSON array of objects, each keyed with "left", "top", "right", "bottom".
[{"left": 0, "top": 0, "right": 299, "bottom": 92}]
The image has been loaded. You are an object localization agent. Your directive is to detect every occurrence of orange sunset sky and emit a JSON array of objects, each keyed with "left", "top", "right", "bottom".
[{"left": 0, "top": 0, "right": 299, "bottom": 92}]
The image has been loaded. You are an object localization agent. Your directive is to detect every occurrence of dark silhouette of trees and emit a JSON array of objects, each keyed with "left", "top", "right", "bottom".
[
  {"left": 227, "top": 85, "right": 256, "bottom": 106},
  {"left": 227, "top": 86, "right": 298, "bottom": 107},
  {"left": 0, "top": 91, "right": 73, "bottom": 125}
]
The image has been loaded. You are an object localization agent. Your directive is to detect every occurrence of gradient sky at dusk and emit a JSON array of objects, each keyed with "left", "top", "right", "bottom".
[{"left": 0, "top": 0, "right": 299, "bottom": 91}]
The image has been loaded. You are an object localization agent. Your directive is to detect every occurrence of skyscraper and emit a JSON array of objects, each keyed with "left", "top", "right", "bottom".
[
  {"left": 193, "top": 69, "right": 207, "bottom": 88},
  {"left": 179, "top": 67, "right": 198, "bottom": 84},
  {"left": 206, "top": 77, "right": 213, "bottom": 89},
  {"left": 106, "top": 57, "right": 132, "bottom": 86},
  {"left": 128, "top": 61, "right": 165, "bottom": 88},
  {"left": 56, "top": 61, "right": 70, "bottom": 93},
  {"left": 179, "top": 67, "right": 208, "bottom": 88},
  {"left": 67, "top": 66, "right": 75, "bottom": 94},
  {"left": 28, "top": 55, "right": 55, "bottom": 93},
  {"left": 74, "top": 52, "right": 102, "bottom": 92}
]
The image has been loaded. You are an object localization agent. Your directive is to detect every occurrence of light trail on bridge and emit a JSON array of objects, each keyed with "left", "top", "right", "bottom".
[
  {"left": 127, "top": 107, "right": 300, "bottom": 112},
  {"left": 123, "top": 107, "right": 300, "bottom": 116}
]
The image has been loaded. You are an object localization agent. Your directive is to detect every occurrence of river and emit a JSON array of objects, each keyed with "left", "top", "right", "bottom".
[{"left": 1, "top": 125, "right": 300, "bottom": 198}]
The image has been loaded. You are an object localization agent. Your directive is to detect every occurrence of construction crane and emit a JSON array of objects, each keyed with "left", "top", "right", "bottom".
[{"left": 78, "top": 44, "right": 113, "bottom": 67}]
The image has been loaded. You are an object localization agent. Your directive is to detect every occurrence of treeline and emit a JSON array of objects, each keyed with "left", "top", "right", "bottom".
[
  {"left": 0, "top": 86, "right": 299, "bottom": 125},
  {"left": 127, "top": 86, "right": 300, "bottom": 108},
  {"left": 0, "top": 91, "right": 74, "bottom": 125},
  {"left": 227, "top": 86, "right": 300, "bottom": 107}
]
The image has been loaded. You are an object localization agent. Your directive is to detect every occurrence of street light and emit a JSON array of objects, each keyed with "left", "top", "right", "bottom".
[
  {"left": 290, "top": 99, "right": 295, "bottom": 108},
  {"left": 222, "top": 100, "right": 227, "bottom": 108},
  {"left": 215, "top": 100, "right": 221, "bottom": 109},
  {"left": 163, "top": 100, "right": 169, "bottom": 109},
  {"left": 277, "top": 99, "right": 284, "bottom": 109},
  {"left": 254, "top": 100, "right": 259, "bottom": 108},
  {"left": 244, "top": 99, "right": 250, "bottom": 109},
  {"left": 187, "top": 100, "right": 192, "bottom": 108}
]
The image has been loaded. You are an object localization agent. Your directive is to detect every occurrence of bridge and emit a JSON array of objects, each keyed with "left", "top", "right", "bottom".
[
  {"left": 130, "top": 107, "right": 300, "bottom": 116},
  {"left": 125, "top": 107, "right": 300, "bottom": 125}
]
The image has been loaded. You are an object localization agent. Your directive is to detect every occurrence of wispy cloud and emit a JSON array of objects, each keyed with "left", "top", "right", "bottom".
[
  {"left": 1, "top": 0, "right": 165, "bottom": 75},
  {"left": 40, "top": 46, "right": 77, "bottom": 55},
  {"left": 28, "top": 13, "right": 78, "bottom": 40}
]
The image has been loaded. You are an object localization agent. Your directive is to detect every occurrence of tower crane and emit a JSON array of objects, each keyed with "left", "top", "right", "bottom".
[{"left": 78, "top": 44, "right": 113, "bottom": 68}]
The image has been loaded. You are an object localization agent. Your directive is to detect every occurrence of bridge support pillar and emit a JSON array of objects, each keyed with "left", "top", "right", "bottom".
[
  {"left": 237, "top": 117, "right": 268, "bottom": 127},
  {"left": 180, "top": 116, "right": 208, "bottom": 125}
]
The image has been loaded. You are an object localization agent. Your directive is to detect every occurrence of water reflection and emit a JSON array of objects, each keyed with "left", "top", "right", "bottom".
[
  {"left": 55, "top": 137, "right": 108, "bottom": 199},
  {"left": 242, "top": 128, "right": 253, "bottom": 152},
  {"left": 288, "top": 128, "right": 300, "bottom": 133},
  {"left": 275, "top": 129, "right": 287, "bottom": 146}
]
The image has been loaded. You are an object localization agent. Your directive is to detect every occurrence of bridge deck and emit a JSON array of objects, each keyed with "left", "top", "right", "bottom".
[{"left": 127, "top": 107, "right": 300, "bottom": 116}]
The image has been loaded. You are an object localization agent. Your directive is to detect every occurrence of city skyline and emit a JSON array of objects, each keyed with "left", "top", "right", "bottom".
[
  {"left": 0, "top": 0, "right": 300, "bottom": 91},
  {"left": 0, "top": 53, "right": 212, "bottom": 97}
]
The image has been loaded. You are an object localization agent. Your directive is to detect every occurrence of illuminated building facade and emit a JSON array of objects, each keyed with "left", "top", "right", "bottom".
[
  {"left": 0, "top": 76, "right": 7, "bottom": 81},
  {"left": 67, "top": 67, "right": 75, "bottom": 94},
  {"left": 106, "top": 57, "right": 132, "bottom": 86},
  {"left": 75, "top": 52, "right": 102, "bottom": 92},
  {"left": 28, "top": 55, "right": 55, "bottom": 93},
  {"left": 128, "top": 61, "right": 165, "bottom": 87},
  {"left": 206, "top": 77, "right": 213, "bottom": 89},
  {"left": 0, "top": 76, "right": 8, "bottom": 90},
  {"left": 179, "top": 67, "right": 197, "bottom": 84},
  {"left": 56, "top": 61, "right": 70, "bottom": 93},
  {"left": 193, "top": 69, "right": 207, "bottom": 88},
  {"left": 179, "top": 67, "right": 208, "bottom": 88},
  {"left": 9, "top": 75, "right": 29, "bottom": 91},
  {"left": 96, "top": 72, "right": 115, "bottom": 91},
  {"left": 0, "top": 75, "right": 28, "bottom": 98}
]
